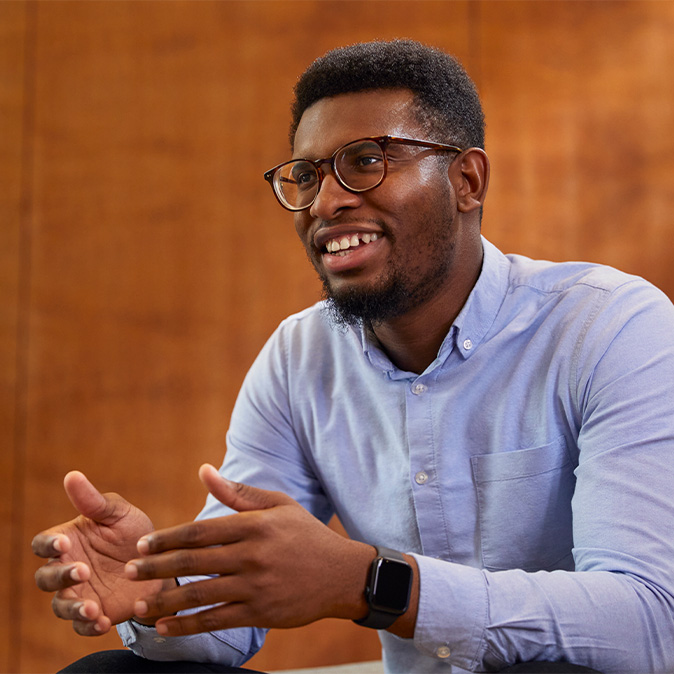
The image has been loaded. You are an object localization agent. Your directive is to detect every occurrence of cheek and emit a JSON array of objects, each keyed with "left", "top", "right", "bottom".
[{"left": 294, "top": 214, "right": 310, "bottom": 243}]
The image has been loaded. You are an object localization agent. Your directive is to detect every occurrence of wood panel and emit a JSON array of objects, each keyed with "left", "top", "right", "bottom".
[
  {"left": 5, "top": 1, "right": 674, "bottom": 672},
  {"left": 0, "top": 2, "right": 29, "bottom": 672},
  {"left": 479, "top": 0, "right": 674, "bottom": 298}
]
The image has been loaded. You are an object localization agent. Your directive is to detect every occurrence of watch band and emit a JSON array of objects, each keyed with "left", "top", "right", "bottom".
[{"left": 354, "top": 545, "right": 412, "bottom": 630}]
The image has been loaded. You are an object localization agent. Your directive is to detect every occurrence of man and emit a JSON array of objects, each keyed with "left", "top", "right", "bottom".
[{"left": 33, "top": 40, "right": 674, "bottom": 674}]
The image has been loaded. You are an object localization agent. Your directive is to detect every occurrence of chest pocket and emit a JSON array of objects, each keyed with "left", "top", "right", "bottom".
[{"left": 471, "top": 436, "right": 576, "bottom": 572}]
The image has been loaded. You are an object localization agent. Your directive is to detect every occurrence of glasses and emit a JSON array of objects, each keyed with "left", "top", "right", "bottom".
[{"left": 263, "top": 135, "right": 463, "bottom": 211}]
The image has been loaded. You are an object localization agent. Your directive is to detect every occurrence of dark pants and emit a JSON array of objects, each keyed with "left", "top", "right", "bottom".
[
  {"left": 59, "top": 650, "right": 265, "bottom": 673},
  {"left": 59, "top": 650, "right": 603, "bottom": 673}
]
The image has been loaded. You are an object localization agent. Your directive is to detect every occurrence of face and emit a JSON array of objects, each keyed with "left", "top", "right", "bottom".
[{"left": 292, "top": 89, "right": 464, "bottom": 326}]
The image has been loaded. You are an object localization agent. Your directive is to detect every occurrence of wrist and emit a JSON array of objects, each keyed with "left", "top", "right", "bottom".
[
  {"left": 340, "top": 542, "right": 377, "bottom": 622},
  {"left": 353, "top": 546, "right": 416, "bottom": 631}
]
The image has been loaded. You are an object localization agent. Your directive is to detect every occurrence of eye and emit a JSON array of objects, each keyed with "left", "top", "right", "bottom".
[
  {"left": 290, "top": 163, "right": 318, "bottom": 190},
  {"left": 339, "top": 142, "right": 384, "bottom": 173},
  {"left": 355, "top": 153, "right": 383, "bottom": 169}
]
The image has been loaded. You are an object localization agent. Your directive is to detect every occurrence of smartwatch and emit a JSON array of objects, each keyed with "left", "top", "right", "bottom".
[{"left": 354, "top": 546, "right": 413, "bottom": 630}]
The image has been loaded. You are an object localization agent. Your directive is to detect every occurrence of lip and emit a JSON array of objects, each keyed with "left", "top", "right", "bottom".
[{"left": 320, "top": 233, "right": 386, "bottom": 274}]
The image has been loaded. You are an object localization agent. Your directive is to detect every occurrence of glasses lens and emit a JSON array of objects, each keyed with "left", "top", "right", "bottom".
[
  {"left": 274, "top": 161, "right": 319, "bottom": 210},
  {"left": 335, "top": 140, "right": 385, "bottom": 191}
]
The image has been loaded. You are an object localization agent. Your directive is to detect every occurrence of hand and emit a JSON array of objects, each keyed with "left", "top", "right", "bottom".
[
  {"left": 32, "top": 471, "right": 165, "bottom": 635},
  {"left": 125, "top": 464, "right": 376, "bottom": 636}
]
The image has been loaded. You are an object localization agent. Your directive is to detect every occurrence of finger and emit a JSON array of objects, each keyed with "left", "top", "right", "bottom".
[
  {"left": 52, "top": 592, "right": 101, "bottom": 622},
  {"left": 136, "top": 515, "right": 249, "bottom": 556},
  {"left": 199, "top": 464, "right": 293, "bottom": 513},
  {"left": 155, "top": 600, "right": 251, "bottom": 637},
  {"left": 35, "top": 561, "right": 90, "bottom": 592},
  {"left": 72, "top": 615, "right": 111, "bottom": 636},
  {"left": 63, "top": 471, "right": 118, "bottom": 525},
  {"left": 31, "top": 532, "right": 71, "bottom": 559},
  {"left": 126, "top": 545, "right": 242, "bottom": 581},
  {"left": 134, "top": 576, "right": 240, "bottom": 620}
]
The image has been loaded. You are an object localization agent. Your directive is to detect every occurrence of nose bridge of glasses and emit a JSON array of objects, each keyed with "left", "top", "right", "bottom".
[{"left": 308, "top": 155, "right": 350, "bottom": 196}]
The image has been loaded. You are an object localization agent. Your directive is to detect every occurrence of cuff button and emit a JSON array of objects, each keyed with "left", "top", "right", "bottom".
[{"left": 436, "top": 645, "right": 451, "bottom": 659}]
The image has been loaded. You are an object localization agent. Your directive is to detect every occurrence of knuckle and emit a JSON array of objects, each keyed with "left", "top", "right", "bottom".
[
  {"left": 180, "top": 522, "right": 208, "bottom": 547},
  {"left": 183, "top": 582, "right": 210, "bottom": 606},
  {"left": 137, "top": 559, "right": 155, "bottom": 578},
  {"left": 150, "top": 593, "right": 167, "bottom": 613},
  {"left": 198, "top": 609, "right": 225, "bottom": 633},
  {"left": 171, "top": 550, "right": 198, "bottom": 576}
]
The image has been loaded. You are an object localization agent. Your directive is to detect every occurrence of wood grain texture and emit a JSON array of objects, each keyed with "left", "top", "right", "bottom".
[
  {"left": 4, "top": 1, "right": 674, "bottom": 671},
  {"left": 480, "top": 0, "right": 674, "bottom": 294},
  {"left": 1, "top": 2, "right": 29, "bottom": 672}
]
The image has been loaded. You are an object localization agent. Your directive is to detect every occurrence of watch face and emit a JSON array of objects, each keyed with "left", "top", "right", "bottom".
[{"left": 371, "top": 558, "right": 412, "bottom": 613}]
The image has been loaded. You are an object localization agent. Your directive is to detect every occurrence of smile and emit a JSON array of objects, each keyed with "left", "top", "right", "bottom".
[{"left": 324, "top": 233, "right": 379, "bottom": 256}]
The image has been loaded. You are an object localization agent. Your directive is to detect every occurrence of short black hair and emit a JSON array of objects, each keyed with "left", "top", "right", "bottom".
[{"left": 290, "top": 39, "right": 485, "bottom": 150}]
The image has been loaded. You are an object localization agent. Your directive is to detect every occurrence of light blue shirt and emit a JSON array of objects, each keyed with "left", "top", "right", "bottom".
[{"left": 120, "top": 238, "right": 674, "bottom": 673}]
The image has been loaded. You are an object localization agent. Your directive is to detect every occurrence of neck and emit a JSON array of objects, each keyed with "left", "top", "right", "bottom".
[{"left": 371, "top": 244, "right": 483, "bottom": 375}]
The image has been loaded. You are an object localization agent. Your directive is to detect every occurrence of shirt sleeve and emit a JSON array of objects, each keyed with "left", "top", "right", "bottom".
[{"left": 411, "top": 279, "right": 674, "bottom": 672}]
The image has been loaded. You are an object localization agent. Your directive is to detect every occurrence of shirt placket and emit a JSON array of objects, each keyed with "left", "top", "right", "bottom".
[{"left": 405, "top": 373, "right": 450, "bottom": 559}]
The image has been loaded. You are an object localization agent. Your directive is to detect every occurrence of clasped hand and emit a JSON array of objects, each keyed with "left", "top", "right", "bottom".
[{"left": 33, "top": 464, "right": 373, "bottom": 638}]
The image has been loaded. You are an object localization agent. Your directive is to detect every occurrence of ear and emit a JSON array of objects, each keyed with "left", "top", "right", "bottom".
[{"left": 451, "top": 148, "right": 490, "bottom": 214}]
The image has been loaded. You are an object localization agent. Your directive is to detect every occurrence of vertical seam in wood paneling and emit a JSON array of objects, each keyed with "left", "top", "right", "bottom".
[{"left": 10, "top": 2, "right": 38, "bottom": 671}]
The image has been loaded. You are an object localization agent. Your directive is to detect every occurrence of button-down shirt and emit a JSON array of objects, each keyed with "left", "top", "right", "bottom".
[{"left": 120, "top": 238, "right": 674, "bottom": 672}]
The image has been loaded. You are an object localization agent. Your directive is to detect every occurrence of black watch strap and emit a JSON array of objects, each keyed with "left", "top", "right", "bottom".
[{"left": 354, "top": 546, "right": 412, "bottom": 630}]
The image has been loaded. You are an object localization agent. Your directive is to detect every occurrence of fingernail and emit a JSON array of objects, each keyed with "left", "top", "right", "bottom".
[
  {"left": 156, "top": 622, "right": 168, "bottom": 635},
  {"left": 93, "top": 622, "right": 102, "bottom": 633},
  {"left": 125, "top": 562, "right": 139, "bottom": 579},
  {"left": 52, "top": 537, "right": 62, "bottom": 552},
  {"left": 134, "top": 600, "right": 148, "bottom": 616},
  {"left": 70, "top": 566, "right": 82, "bottom": 582},
  {"left": 78, "top": 603, "right": 87, "bottom": 619},
  {"left": 137, "top": 537, "right": 150, "bottom": 555}
]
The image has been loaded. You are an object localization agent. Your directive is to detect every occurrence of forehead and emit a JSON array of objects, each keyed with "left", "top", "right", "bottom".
[{"left": 293, "top": 89, "right": 423, "bottom": 158}]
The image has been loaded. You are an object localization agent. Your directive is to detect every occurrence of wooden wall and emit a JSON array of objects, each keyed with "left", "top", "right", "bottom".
[{"left": 2, "top": 1, "right": 673, "bottom": 672}]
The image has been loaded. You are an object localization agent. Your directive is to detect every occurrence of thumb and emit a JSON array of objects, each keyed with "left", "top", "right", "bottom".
[
  {"left": 63, "top": 471, "right": 119, "bottom": 525},
  {"left": 198, "top": 463, "right": 293, "bottom": 512}
]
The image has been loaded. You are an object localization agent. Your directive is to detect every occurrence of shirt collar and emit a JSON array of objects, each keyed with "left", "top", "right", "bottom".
[
  {"left": 357, "top": 236, "right": 511, "bottom": 374},
  {"left": 444, "top": 236, "right": 510, "bottom": 361}
]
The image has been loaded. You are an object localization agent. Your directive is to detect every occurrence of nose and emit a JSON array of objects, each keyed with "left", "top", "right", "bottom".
[{"left": 309, "top": 171, "right": 362, "bottom": 220}]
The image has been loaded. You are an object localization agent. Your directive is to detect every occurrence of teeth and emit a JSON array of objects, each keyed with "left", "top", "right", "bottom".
[{"left": 325, "top": 232, "right": 380, "bottom": 254}]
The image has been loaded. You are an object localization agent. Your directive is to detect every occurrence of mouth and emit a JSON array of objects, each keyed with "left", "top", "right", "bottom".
[{"left": 322, "top": 232, "right": 380, "bottom": 257}]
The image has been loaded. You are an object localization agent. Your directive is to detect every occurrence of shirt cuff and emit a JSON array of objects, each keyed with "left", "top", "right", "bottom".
[
  {"left": 117, "top": 618, "right": 264, "bottom": 667},
  {"left": 411, "top": 554, "right": 489, "bottom": 670}
]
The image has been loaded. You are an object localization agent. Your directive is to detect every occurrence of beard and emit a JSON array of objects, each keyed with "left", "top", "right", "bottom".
[{"left": 317, "top": 214, "right": 456, "bottom": 329}]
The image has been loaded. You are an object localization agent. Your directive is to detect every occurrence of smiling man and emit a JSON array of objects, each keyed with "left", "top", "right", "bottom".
[{"left": 33, "top": 41, "right": 674, "bottom": 674}]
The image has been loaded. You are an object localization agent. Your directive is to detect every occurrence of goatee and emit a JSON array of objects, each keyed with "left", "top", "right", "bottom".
[{"left": 320, "top": 272, "right": 415, "bottom": 328}]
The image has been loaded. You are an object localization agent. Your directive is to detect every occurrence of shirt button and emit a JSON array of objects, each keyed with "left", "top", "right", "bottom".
[
  {"left": 412, "top": 383, "right": 427, "bottom": 395},
  {"left": 153, "top": 637, "right": 167, "bottom": 644},
  {"left": 463, "top": 338, "right": 473, "bottom": 350},
  {"left": 436, "top": 645, "right": 451, "bottom": 658},
  {"left": 415, "top": 471, "right": 429, "bottom": 485}
]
